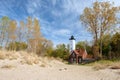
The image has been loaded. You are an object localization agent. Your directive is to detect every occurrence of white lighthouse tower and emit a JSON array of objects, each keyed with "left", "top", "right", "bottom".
[{"left": 69, "top": 35, "right": 76, "bottom": 53}]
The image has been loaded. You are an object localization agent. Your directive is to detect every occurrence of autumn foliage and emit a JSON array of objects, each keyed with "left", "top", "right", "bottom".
[
  {"left": 80, "top": 1, "right": 120, "bottom": 58},
  {"left": 0, "top": 16, "right": 53, "bottom": 56}
]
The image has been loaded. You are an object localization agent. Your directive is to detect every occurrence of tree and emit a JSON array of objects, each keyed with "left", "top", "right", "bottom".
[
  {"left": 26, "top": 17, "right": 33, "bottom": 51},
  {"left": 76, "top": 41, "right": 86, "bottom": 49},
  {"left": 33, "top": 18, "right": 41, "bottom": 39},
  {"left": 38, "top": 39, "right": 53, "bottom": 56},
  {"left": 0, "top": 16, "right": 10, "bottom": 47},
  {"left": 99, "top": 34, "right": 111, "bottom": 58},
  {"left": 26, "top": 17, "right": 33, "bottom": 42},
  {"left": 45, "top": 40, "right": 53, "bottom": 56},
  {"left": 17, "top": 21, "right": 25, "bottom": 42},
  {"left": 111, "top": 32, "right": 120, "bottom": 52},
  {"left": 0, "top": 16, "right": 52, "bottom": 56},
  {"left": 8, "top": 20, "right": 17, "bottom": 43},
  {"left": 49, "top": 44, "right": 69, "bottom": 60},
  {"left": 27, "top": 18, "right": 43, "bottom": 53},
  {"left": 7, "top": 42, "right": 28, "bottom": 51},
  {"left": 76, "top": 41, "right": 93, "bottom": 55},
  {"left": 80, "top": 1, "right": 120, "bottom": 58},
  {"left": 32, "top": 18, "right": 42, "bottom": 53}
]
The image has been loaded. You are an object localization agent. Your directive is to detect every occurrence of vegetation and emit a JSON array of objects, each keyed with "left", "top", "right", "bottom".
[
  {"left": 80, "top": 1, "right": 120, "bottom": 58},
  {"left": 7, "top": 42, "right": 28, "bottom": 51},
  {"left": 76, "top": 41, "right": 93, "bottom": 55},
  {"left": 96, "top": 33, "right": 120, "bottom": 59},
  {"left": 47, "top": 44, "right": 69, "bottom": 60},
  {"left": 0, "top": 16, "right": 53, "bottom": 56},
  {"left": 110, "top": 33, "right": 120, "bottom": 59},
  {"left": 0, "top": 1, "right": 120, "bottom": 62},
  {"left": 0, "top": 50, "right": 18, "bottom": 60},
  {"left": 85, "top": 60, "right": 120, "bottom": 70}
]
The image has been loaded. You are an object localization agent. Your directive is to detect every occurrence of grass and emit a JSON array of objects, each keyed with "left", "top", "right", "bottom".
[
  {"left": 0, "top": 50, "right": 41, "bottom": 65},
  {"left": 110, "top": 66, "right": 120, "bottom": 69},
  {"left": 0, "top": 50, "right": 18, "bottom": 60},
  {"left": 20, "top": 52, "right": 40, "bottom": 65},
  {"left": 85, "top": 60, "right": 120, "bottom": 70}
]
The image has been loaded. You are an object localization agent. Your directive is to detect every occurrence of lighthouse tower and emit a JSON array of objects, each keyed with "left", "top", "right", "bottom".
[{"left": 69, "top": 35, "right": 76, "bottom": 53}]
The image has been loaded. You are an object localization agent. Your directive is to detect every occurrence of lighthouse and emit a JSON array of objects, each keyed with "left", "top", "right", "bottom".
[{"left": 69, "top": 35, "right": 76, "bottom": 53}]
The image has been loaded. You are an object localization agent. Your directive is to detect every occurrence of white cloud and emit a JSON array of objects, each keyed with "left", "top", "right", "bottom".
[
  {"left": 26, "top": 0, "right": 43, "bottom": 15},
  {"left": 51, "top": 10, "right": 62, "bottom": 17},
  {"left": 62, "top": 0, "right": 93, "bottom": 15},
  {"left": 53, "top": 29, "right": 71, "bottom": 37},
  {"left": 0, "top": 0, "right": 120, "bottom": 47},
  {"left": 0, "top": 0, "right": 27, "bottom": 20},
  {"left": 27, "top": 7, "right": 34, "bottom": 14},
  {"left": 25, "top": 0, "right": 120, "bottom": 46}
]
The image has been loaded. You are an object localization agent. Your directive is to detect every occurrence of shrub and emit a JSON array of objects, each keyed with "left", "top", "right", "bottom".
[
  {"left": 48, "top": 44, "right": 69, "bottom": 60},
  {"left": 7, "top": 42, "right": 28, "bottom": 51}
]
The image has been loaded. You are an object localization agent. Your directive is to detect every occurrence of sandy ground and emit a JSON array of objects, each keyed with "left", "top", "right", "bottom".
[
  {"left": 0, "top": 51, "right": 120, "bottom": 80},
  {"left": 0, "top": 59, "right": 120, "bottom": 80}
]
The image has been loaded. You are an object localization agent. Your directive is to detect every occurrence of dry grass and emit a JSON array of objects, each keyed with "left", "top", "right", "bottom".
[
  {"left": 40, "top": 64, "right": 46, "bottom": 67},
  {"left": 93, "top": 60, "right": 112, "bottom": 70},
  {"left": 20, "top": 52, "right": 40, "bottom": 65},
  {"left": 110, "top": 66, "right": 120, "bottom": 69},
  {"left": 0, "top": 50, "right": 63, "bottom": 66},
  {"left": 0, "top": 50, "right": 40, "bottom": 65},
  {"left": 0, "top": 50, "right": 19, "bottom": 60},
  {"left": 93, "top": 63, "right": 109, "bottom": 70},
  {"left": 86, "top": 60, "right": 120, "bottom": 70},
  {"left": 1, "top": 64, "right": 15, "bottom": 69},
  {"left": 110, "top": 62, "right": 120, "bottom": 69}
]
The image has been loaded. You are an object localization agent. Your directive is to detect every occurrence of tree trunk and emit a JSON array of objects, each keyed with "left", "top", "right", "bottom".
[{"left": 100, "top": 28, "right": 103, "bottom": 58}]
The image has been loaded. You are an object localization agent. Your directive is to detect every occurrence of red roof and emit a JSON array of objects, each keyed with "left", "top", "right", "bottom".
[{"left": 72, "top": 49, "right": 87, "bottom": 59}]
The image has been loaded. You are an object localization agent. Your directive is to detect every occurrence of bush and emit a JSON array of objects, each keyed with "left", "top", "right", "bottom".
[
  {"left": 7, "top": 42, "right": 28, "bottom": 51},
  {"left": 50, "top": 49, "right": 69, "bottom": 60},
  {"left": 111, "top": 32, "right": 120, "bottom": 53},
  {"left": 47, "top": 44, "right": 69, "bottom": 60},
  {"left": 76, "top": 41, "right": 93, "bottom": 55}
]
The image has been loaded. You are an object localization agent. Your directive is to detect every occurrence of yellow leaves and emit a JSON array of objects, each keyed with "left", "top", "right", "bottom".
[
  {"left": 20, "top": 21, "right": 25, "bottom": 30},
  {"left": 93, "top": 1, "right": 100, "bottom": 13},
  {"left": 27, "top": 16, "right": 32, "bottom": 29},
  {"left": 84, "top": 7, "right": 90, "bottom": 14},
  {"left": 33, "top": 18, "right": 41, "bottom": 39},
  {"left": 0, "top": 16, "right": 47, "bottom": 55},
  {"left": 80, "top": 1, "right": 120, "bottom": 56},
  {"left": 1, "top": 16, "right": 10, "bottom": 27},
  {"left": 9, "top": 20, "right": 17, "bottom": 31},
  {"left": 80, "top": 1, "right": 120, "bottom": 34},
  {"left": 8, "top": 20, "right": 17, "bottom": 40},
  {"left": 100, "top": 1, "right": 111, "bottom": 9}
]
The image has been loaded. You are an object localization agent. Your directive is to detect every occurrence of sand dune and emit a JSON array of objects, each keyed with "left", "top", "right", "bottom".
[{"left": 0, "top": 51, "right": 120, "bottom": 80}]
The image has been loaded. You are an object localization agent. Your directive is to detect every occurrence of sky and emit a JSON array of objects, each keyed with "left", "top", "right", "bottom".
[{"left": 0, "top": 0, "right": 120, "bottom": 46}]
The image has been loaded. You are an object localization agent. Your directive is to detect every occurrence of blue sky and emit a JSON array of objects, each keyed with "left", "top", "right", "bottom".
[{"left": 0, "top": 0, "right": 119, "bottom": 46}]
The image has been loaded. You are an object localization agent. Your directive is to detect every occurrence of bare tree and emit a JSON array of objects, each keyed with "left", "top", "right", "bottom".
[{"left": 17, "top": 21, "right": 25, "bottom": 42}]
